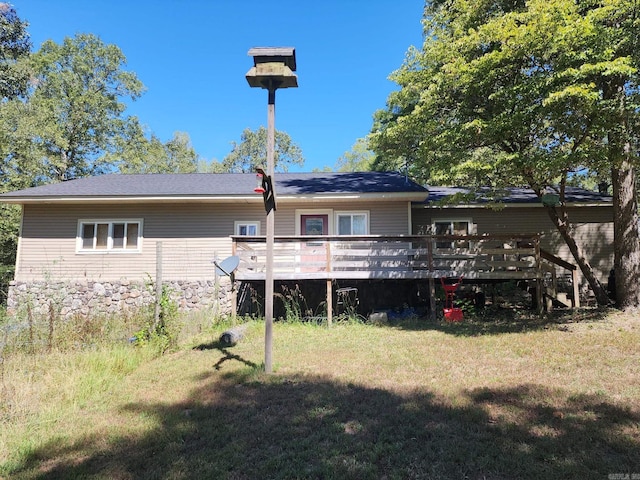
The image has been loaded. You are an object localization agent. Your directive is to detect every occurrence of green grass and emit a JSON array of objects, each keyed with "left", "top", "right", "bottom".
[{"left": 1, "top": 309, "right": 639, "bottom": 479}]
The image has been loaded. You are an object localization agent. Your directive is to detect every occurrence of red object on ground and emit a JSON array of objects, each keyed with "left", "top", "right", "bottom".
[
  {"left": 441, "top": 277, "right": 464, "bottom": 322},
  {"left": 443, "top": 307, "right": 464, "bottom": 322}
]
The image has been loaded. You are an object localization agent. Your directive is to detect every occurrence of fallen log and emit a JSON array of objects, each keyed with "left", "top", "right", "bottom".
[{"left": 219, "top": 324, "right": 248, "bottom": 347}]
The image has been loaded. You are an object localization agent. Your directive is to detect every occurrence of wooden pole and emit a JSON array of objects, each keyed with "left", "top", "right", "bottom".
[
  {"left": 264, "top": 86, "right": 276, "bottom": 373},
  {"left": 154, "top": 241, "right": 163, "bottom": 327},
  {"left": 326, "top": 241, "right": 332, "bottom": 327}
]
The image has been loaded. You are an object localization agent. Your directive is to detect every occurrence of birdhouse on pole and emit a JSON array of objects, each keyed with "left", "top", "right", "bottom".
[{"left": 246, "top": 47, "right": 298, "bottom": 90}]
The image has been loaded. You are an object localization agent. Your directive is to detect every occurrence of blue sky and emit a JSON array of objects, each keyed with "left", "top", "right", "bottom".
[{"left": 15, "top": 1, "right": 424, "bottom": 172}]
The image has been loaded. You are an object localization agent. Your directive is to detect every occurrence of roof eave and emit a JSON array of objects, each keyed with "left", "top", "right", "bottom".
[
  {"left": 413, "top": 201, "right": 612, "bottom": 209},
  {"left": 278, "top": 192, "right": 428, "bottom": 203},
  {"left": 2, "top": 191, "right": 429, "bottom": 205}
]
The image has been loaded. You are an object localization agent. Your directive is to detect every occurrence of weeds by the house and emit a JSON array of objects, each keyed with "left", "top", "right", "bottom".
[
  {"left": 275, "top": 283, "right": 369, "bottom": 325},
  {"left": 274, "top": 283, "right": 311, "bottom": 323}
]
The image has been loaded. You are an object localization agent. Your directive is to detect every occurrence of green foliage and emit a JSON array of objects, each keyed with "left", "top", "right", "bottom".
[
  {"left": 372, "top": 0, "right": 640, "bottom": 187},
  {"left": 0, "top": 3, "right": 31, "bottom": 100},
  {"left": 108, "top": 127, "right": 200, "bottom": 174},
  {"left": 222, "top": 126, "right": 304, "bottom": 172},
  {"left": 335, "top": 137, "right": 375, "bottom": 172},
  {"left": 24, "top": 33, "right": 146, "bottom": 181},
  {"left": 371, "top": 0, "right": 640, "bottom": 306},
  {"left": 133, "top": 284, "right": 181, "bottom": 355}
]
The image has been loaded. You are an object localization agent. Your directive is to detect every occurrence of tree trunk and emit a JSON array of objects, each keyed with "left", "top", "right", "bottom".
[
  {"left": 606, "top": 77, "right": 640, "bottom": 310},
  {"left": 612, "top": 162, "right": 640, "bottom": 309},
  {"left": 544, "top": 205, "right": 611, "bottom": 306}
]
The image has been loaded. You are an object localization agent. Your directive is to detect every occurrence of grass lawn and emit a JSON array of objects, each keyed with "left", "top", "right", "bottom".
[{"left": 1, "top": 308, "right": 639, "bottom": 479}]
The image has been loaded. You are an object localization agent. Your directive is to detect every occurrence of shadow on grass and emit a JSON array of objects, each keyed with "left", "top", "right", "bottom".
[
  {"left": 12, "top": 372, "right": 639, "bottom": 479},
  {"left": 392, "top": 307, "right": 613, "bottom": 336},
  {"left": 192, "top": 341, "right": 259, "bottom": 371}
]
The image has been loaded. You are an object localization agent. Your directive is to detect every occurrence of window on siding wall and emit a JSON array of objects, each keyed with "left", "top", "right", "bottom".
[
  {"left": 433, "top": 220, "right": 471, "bottom": 249},
  {"left": 336, "top": 212, "right": 368, "bottom": 235},
  {"left": 235, "top": 221, "right": 260, "bottom": 236},
  {"left": 78, "top": 220, "right": 142, "bottom": 252}
]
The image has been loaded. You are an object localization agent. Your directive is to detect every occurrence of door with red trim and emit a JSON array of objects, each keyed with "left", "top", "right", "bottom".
[{"left": 300, "top": 214, "right": 329, "bottom": 272}]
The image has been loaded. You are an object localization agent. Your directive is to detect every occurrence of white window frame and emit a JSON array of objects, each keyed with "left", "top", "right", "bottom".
[
  {"left": 234, "top": 221, "right": 261, "bottom": 236},
  {"left": 76, "top": 219, "right": 143, "bottom": 253},
  {"left": 431, "top": 218, "right": 473, "bottom": 250},
  {"left": 335, "top": 211, "right": 369, "bottom": 235}
]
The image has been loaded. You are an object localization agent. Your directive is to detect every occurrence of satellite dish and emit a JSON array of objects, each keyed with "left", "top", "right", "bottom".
[{"left": 213, "top": 255, "right": 240, "bottom": 276}]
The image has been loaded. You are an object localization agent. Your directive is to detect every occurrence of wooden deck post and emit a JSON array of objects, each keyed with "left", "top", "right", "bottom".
[
  {"left": 429, "top": 277, "right": 436, "bottom": 320},
  {"left": 427, "top": 239, "right": 436, "bottom": 319},
  {"left": 534, "top": 238, "right": 544, "bottom": 313},
  {"left": 231, "top": 242, "right": 237, "bottom": 318},
  {"left": 326, "top": 279, "right": 333, "bottom": 327},
  {"left": 572, "top": 269, "right": 581, "bottom": 308}
]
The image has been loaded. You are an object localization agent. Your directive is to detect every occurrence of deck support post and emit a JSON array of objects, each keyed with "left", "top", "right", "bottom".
[
  {"left": 572, "top": 269, "right": 581, "bottom": 308},
  {"left": 535, "top": 238, "right": 544, "bottom": 313},
  {"left": 231, "top": 243, "right": 237, "bottom": 318},
  {"left": 326, "top": 279, "right": 332, "bottom": 327},
  {"left": 428, "top": 277, "right": 436, "bottom": 320}
]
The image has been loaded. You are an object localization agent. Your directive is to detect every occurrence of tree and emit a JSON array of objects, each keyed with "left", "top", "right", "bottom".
[
  {"left": 370, "top": 0, "right": 640, "bottom": 308},
  {"left": 335, "top": 137, "right": 375, "bottom": 172},
  {"left": 108, "top": 125, "right": 199, "bottom": 174},
  {"left": 0, "top": 3, "right": 30, "bottom": 300},
  {"left": 0, "top": 2, "right": 31, "bottom": 100},
  {"left": 223, "top": 126, "right": 304, "bottom": 173},
  {"left": 24, "top": 33, "right": 145, "bottom": 181},
  {"left": 0, "top": 33, "right": 146, "bottom": 302}
]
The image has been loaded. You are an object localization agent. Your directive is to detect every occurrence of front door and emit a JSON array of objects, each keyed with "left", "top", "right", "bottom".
[{"left": 299, "top": 214, "right": 329, "bottom": 272}]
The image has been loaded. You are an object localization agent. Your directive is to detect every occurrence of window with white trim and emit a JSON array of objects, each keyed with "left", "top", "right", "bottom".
[
  {"left": 235, "top": 221, "right": 260, "bottom": 236},
  {"left": 433, "top": 219, "right": 471, "bottom": 249},
  {"left": 77, "top": 220, "right": 142, "bottom": 252},
  {"left": 335, "top": 211, "right": 369, "bottom": 235}
]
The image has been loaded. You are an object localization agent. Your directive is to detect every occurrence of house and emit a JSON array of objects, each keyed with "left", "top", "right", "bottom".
[
  {"left": 0, "top": 172, "right": 426, "bottom": 318},
  {"left": 0, "top": 172, "right": 613, "bottom": 319},
  {"left": 413, "top": 185, "right": 614, "bottom": 291}
]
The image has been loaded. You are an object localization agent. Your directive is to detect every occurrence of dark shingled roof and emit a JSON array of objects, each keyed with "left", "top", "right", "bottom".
[
  {"left": 0, "top": 172, "right": 428, "bottom": 200},
  {"left": 425, "top": 186, "right": 612, "bottom": 204}
]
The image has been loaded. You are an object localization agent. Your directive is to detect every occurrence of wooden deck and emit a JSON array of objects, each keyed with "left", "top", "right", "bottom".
[{"left": 232, "top": 234, "right": 580, "bottom": 314}]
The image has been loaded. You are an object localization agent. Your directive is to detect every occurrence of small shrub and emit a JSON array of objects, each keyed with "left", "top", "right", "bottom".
[{"left": 132, "top": 284, "right": 181, "bottom": 355}]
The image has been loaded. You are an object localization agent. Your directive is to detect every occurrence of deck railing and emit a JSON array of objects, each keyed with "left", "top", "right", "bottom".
[
  {"left": 232, "top": 234, "right": 544, "bottom": 281},
  {"left": 231, "top": 234, "right": 580, "bottom": 312}
]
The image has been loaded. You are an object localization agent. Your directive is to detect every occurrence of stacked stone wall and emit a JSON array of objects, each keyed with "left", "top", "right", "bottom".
[{"left": 7, "top": 279, "right": 234, "bottom": 318}]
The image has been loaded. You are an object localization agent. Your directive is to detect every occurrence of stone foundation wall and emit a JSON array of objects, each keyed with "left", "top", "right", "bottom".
[{"left": 7, "top": 279, "right": 235, "bottom": 318}]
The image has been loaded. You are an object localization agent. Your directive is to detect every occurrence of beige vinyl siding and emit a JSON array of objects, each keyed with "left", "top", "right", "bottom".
[
  {"left": 276, "top": 201, "right": 410, "bottom": 236},
  {"left": 368, "top": 201, "right": 410, "bottom": 235},
  {"left": 412, "top": 204, "right": 614, "bottom": 284},
  {"left": 16, "top": 200, "right": 413, "bottom": 283},
  {"left": 16, "top": 203, "right": 266, "bottom": 282}
]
